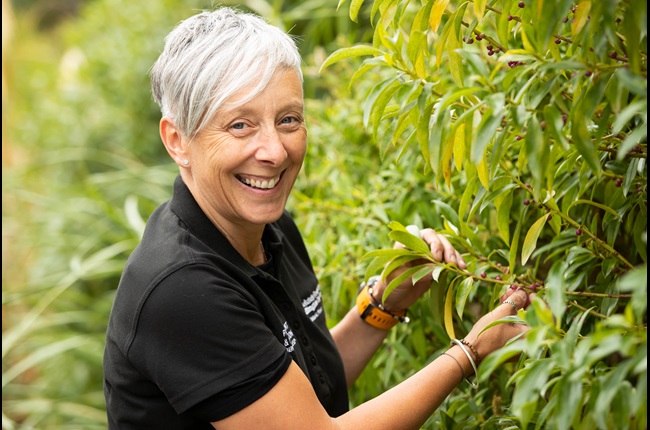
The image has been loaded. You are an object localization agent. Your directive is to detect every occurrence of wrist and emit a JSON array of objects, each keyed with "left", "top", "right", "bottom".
[
  {"left": 366, "top": 276, "right": 406, "bottom": 314},
  {"left": 356, "top": 276, "right": 409, "bottom": 330},
  {"left": 450, "top": 339, "right": 479, "bottom": 389}
]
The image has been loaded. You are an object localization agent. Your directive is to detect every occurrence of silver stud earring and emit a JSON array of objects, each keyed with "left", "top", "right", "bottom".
[{"left": 182, "top": 159, "right": 189, "bottom": 166}]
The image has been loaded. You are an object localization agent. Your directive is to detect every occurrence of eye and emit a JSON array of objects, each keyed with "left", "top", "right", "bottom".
[
  {"left": 231, "top": 122, "right": 246, "bottom": 130},
  {"left": 280, "top": 117, "right": 295, "bottom": 124}
]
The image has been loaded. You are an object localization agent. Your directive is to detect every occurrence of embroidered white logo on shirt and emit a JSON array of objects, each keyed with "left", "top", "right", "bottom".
[
  {"left": 302, "top": 286, "right": 324, "bottom": 321},
  {"left": 282, "top": 321, "right": 296, "bottom": 353}
]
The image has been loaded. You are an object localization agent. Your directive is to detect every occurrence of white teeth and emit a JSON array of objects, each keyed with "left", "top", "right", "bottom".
[{"left": 242, "top": 175, "right": 279, "bottom": 189}]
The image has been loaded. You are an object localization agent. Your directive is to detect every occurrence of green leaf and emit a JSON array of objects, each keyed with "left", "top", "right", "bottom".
[
  {"left": 570, "top": 114, "right": 601, "bottom": 175},
  {"left": 571, "top": 0, "right": 591, "bottom": 37},
  {"left": 471, "top": 109, "right": 501, "bottom": 164},
  {"left": 522, "top": 214, "right": 548, "bottom": 266},
  {"left": 369, "top": 79, "right": 402, "bottom": 137},
  {"left": 388, "top": 231, "right": 432, "bottom": 254},
  {"left": 319, "top": 45, "right": 384, "bottom": 73},
  {"left": 509, "top": 212, "right": 523, "bottom": 273},
  {"left": 479, "top": 339, "right": 525, "bottom": 381},
  {"left": 544, "top": 259, "right": 569, "bottom": 322},
  {"left": 617, "top": 265, "right": 647, "bottom": 322},
  {"left": 363, "top": 76, "right": 399, "bottom": 129},
  {"left": 555, "top": 375, "right": 583, "bottom": 429},
  {"left": 429, "top": 0, "right": 451, "bottom": 33},
  {"left": 384, "top": 264, "right": 430, "bottom": 302},
  {"left": 429, "top": 271, "right": 448, "bottom": 327},
  {"left": 566, "top": 199, "right": 621, "bottom": 220},
  {"left": 349, "top": 0, "right": 366, "bottom": 22},
  {"left": 443, "top": 276, "right": 458, "bottom": 339},
  {"left": 454, "top": 276, "right": 473, "bottom": 317},
  {"left": 431, "top": 199, "right": 461, "bottom": 228},
  {"left": 473, "top": 0, "right": 485, "bottom": 20},
  {"left": 511, "top": 359, "right": 556, "bottom": 428},
  {"left": 497, "top": 192, "right": 513, "bottom": 244}
]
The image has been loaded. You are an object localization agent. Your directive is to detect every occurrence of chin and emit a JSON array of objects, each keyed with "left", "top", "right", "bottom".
[{"left": 249, "top": 207, "right": 285, "bottom": 225}]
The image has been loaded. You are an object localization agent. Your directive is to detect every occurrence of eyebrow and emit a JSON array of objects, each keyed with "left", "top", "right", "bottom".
[{"left": 225, "top": 100, "right": 304, "bottom": 118}]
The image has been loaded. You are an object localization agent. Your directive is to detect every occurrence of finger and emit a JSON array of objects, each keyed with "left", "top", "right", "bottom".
[
  {"left": 420, "top": 228, "right": 444, "bottom": 262},
  {"left": 495, "top": 288, "right": 522, "bottom": 316},
  {"left": 422, "top": 229, "right": 465, "bottom": 267}
]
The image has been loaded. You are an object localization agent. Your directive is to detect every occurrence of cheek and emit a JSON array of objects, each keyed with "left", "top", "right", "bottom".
[{"left": 287, "top": 132, "right": 307, "bottom": 163}]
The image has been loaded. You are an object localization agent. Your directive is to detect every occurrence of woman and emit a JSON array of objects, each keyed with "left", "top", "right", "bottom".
[{"left": 103, "top": 7, "right": 535, "bottom": 429}]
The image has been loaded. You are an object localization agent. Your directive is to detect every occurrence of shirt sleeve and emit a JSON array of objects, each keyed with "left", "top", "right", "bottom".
[{"left": 126, "top": 263, "right": 291, "bottom": 419}]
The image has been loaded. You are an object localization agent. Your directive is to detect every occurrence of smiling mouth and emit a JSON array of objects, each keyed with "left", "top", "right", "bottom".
[{"left": 237, "top": 173, "right": 282, "bottom": 190}]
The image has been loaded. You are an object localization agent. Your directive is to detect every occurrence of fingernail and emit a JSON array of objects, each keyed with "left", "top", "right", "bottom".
[{"left": 509, "top": 285, "right": 517, "bottom": 290}]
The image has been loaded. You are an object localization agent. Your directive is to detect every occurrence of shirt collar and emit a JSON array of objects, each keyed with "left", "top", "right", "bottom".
[{"left": 168, "top": 175, "right": 285, "bottom": 278}]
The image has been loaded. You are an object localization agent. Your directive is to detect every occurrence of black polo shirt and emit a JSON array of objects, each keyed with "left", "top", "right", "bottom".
[{"left": 103, "top": 175, "right": 348, "bottom": 429}]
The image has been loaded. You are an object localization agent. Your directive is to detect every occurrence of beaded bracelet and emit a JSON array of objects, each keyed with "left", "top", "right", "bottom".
[
  {"left": 460, "top": 338, "right": 480, "bottom": 362},
  {"left": 450, "top": 338, "right": 479, "bottom": 389}
]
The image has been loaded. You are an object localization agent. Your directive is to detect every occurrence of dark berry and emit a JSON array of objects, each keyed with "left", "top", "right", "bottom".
[
  {"left": 524, "top": 199, "right": 530, "bottom": 205},
  {"left": 467, "top": 38, "right": 474, "bottom": 44},
  {"left": 518, "top": 1, "right": 525, "bottom": 7},
  {"left": 495, "top": 276, "right": 502, "bottom": 281},
  {"left": 616, "top": 178, "right": 623, "bottom": 187},
  {"left": 585, "top": 70, "right": 592, "bottom": 77},
  {"left": 481, "top": 272, "right": 487, "bottom": 278},
  {"left": 516, "top": 135, "right": 523, "bottom": 141},
  {"left": 609, "top": 51, "right": 618, "bottom": 59},
  {"left": 508, "top": 15, "right": 514, "bottom": 21},
  {"left": 547, "top": 214, "right": 553, "bottom": 220},
  {"left": 576, "top": 229, "right": 582, "bottom": 236},
  {"left": 555, "top": 39, "right": 561, "bottom": 44}
]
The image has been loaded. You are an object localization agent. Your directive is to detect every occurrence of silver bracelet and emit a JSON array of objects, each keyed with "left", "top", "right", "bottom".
[
  {"left": 450, "top": 338, "right": 479, "bottom": 389},
  {"left": 441, "top": 352, "right": 465, "bottom": 382}
]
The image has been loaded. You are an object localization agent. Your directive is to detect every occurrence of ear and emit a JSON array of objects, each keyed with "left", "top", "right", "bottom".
[{"left": 160, "top": 117, "right": 189, "bottom": 167}]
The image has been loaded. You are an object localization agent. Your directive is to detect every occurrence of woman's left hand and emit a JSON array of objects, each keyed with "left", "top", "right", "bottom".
[{"left": 374, "top": 227, "right": 466, "bottom": 313}]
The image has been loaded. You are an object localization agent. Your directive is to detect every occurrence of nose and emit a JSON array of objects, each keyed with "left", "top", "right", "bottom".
[{"left": 255, "top": 127, "right": 288, "bottom": 164}]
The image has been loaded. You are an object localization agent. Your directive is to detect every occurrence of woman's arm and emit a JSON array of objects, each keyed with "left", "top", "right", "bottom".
[
  {"left": 212, "top": 288, "right": 532, "bottom": 430},
  {"left": 330, "top": 306, "right": 390, "bottom": 387}
]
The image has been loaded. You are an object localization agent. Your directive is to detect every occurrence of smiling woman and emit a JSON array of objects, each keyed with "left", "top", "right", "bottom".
[{"left": 102, "top": 6, "right": 536, "bottom": 430}]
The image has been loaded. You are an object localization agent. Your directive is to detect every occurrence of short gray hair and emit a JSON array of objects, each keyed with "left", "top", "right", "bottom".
[{"left": 150, "top": 7, "right": 303, "bottom": 139}]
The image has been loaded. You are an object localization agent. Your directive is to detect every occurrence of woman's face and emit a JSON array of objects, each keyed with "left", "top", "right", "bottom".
[{"left": 184, "top": 69, "right": 306, "bottom": 232}]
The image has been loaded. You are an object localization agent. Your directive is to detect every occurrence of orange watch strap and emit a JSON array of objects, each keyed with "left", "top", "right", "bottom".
[{"left": 356, "top": 280, "right": 407, "bottom": 330}]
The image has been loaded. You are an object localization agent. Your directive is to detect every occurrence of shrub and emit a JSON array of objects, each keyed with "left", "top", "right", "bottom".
[{"left": 323, "top": 0, "right": 647, "bottom": 428}]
